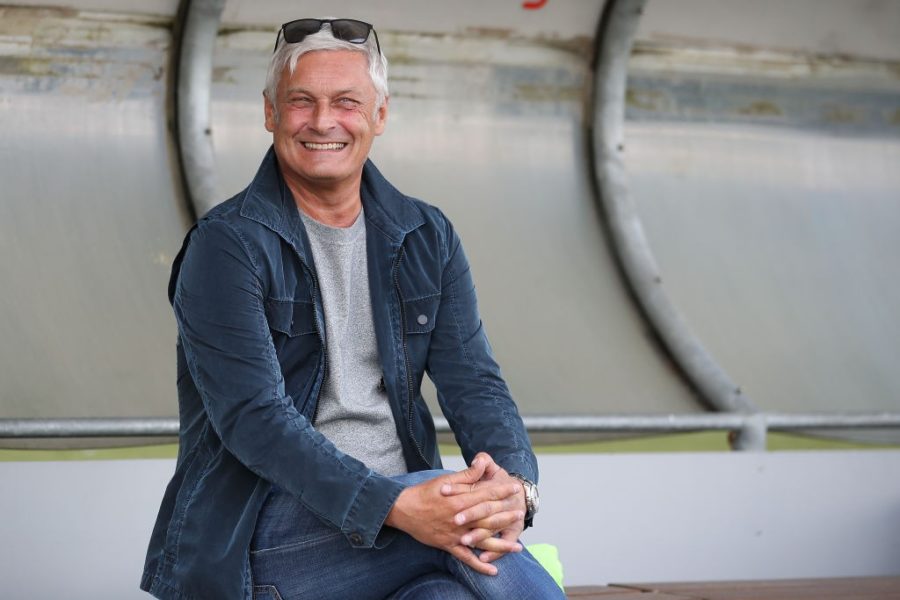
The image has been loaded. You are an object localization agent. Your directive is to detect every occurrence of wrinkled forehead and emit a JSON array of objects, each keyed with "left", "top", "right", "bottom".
[{"left": 278, "top": 49, "right": 375, "bottom": 94}]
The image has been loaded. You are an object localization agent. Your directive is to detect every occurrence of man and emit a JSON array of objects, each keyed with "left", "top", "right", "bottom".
[{"left": 141, "top": 18, "right": 562, "bottom": 600}]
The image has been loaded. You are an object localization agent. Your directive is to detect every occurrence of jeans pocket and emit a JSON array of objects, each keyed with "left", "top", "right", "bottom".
[{"left": 252, "top": 584, "right": 284, "bottom": 600}]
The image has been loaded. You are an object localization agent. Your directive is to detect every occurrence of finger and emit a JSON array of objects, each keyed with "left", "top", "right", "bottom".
[
  {"left": 460, "top": 526, "right": 523, "bottom": 552},
  {"left": 449, "top": 544, "right": 498, "bottom": 576},
  {"left": 476, "top": 453, "right": 504, "bottom": 479},
  {"left": 454, "top": 490, "right": 523, "bottom": 525},
  {"left": 479, "top": 528, "right": 523, "bottom": 563},
  {"left": 441, "top": 457, "right": 488, "bottom": 492},
  {"left": 465, "top": 508, "right": 525, "bottom": 533},
  {"left": 441, "top": 479, "right": 520, "bottom": 500},
  {"left": 474, "top": 536, "right": 522, "bottom": 555}
]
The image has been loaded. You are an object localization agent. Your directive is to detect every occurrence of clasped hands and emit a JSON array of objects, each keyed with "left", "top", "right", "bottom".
[{"left": 385, "top": 452, "right": 526, "bottom": 575}]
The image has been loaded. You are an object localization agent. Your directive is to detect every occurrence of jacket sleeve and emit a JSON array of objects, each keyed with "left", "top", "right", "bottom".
[
  {"left": 172, "top": 217, "right": 404, "bottom": 548},
  {"left": 424, "top": 215, "right": 538, "bottom": 484}
]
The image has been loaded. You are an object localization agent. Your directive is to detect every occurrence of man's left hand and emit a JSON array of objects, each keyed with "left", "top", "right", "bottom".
[{"left": 439, "top": 452, "right": 527, "bottom": 563}]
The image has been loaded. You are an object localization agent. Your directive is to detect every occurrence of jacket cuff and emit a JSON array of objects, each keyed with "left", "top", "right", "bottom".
[
  {"left": 501, "top": 452, "right": 538, "bottom": 485},
  {"left": 342, "top": 473, "right": 406, "bottom": 548}
]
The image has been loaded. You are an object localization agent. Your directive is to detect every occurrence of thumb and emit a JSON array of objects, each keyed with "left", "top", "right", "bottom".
[{"left": 446, "top": 455, "right": 487, "bottom": 486}]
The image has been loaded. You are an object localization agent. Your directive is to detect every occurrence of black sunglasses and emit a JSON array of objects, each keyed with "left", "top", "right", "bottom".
[{"left": 274, "top": 18, "right": 381, "bottom": 55}]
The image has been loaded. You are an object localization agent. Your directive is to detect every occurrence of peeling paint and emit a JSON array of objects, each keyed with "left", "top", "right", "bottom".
[
  {"left": 0, "top": 8, "right": 170, "bottom": 100},
  {"left": 822, "top": 105, "right": 860, "bottom": 124},
  {"left": 515, "top": 82, "right": 582, "bottom": 103},
  {"left": 626, "top": 88, "right": 668, "bottom": 112},
  {"left": 738, "top": 100, "right": 783, "bottom": 117},
  {"left": 891, "top": 108, "right": 900, "bottom": 126},
  {"left": 212, "top": 65, "right": 236, "bottom": 85},
  {"left": 630, "top": 39, "right": 900, "bottom": 89}
]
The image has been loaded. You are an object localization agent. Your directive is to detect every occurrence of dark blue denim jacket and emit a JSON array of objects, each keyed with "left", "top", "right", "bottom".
[{"left": 141, "top": 148, "right": 537, "bottom": 600}]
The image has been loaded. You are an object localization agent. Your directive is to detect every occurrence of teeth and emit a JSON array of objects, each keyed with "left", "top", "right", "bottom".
[{"left": 303, "top": 142, "right": 346, "bottom": 150}]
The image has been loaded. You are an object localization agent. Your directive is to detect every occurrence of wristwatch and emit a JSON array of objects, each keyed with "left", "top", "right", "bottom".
[{"left": 510, "top": 473, "right": 540, "bottom": 523}]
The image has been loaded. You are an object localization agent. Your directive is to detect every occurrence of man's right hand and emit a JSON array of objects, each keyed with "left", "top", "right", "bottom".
[{"left": 384, "top": 457, "right": 523, "bottom": 575}]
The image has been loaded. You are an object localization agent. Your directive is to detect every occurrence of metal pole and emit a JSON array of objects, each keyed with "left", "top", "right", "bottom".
[
  {"left": 174, "top": 0, "right": 226, "bottom": 219},
  {"left": 589, "top": 0, "right": 755, "bottom": 413},
  {"left": 3, "top": 414, "right": 900, "bottom": 446}
]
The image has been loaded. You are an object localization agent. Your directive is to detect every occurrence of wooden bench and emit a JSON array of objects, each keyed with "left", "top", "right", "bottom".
[{"left": 566, "top": 576, "right": 900, "bottom": 599}]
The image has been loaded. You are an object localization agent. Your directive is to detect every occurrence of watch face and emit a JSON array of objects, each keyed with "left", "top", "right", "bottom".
[
  {"left": 520, "top": 481, "right": 539, "bottom": 518},
  {"left": 528, "top": 483, "right": 540, "bottom": 514}
]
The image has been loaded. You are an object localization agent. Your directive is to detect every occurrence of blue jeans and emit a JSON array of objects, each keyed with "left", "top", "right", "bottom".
[{"left": 250, "top": 470, "right": 564, "bottom": 600}]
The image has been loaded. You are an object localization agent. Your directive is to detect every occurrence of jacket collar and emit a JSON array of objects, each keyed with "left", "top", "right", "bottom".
[{"left": 239, "top": 146, "right": 425, "bottom": 254}]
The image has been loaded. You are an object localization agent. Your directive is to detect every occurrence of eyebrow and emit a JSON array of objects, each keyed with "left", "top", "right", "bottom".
[{"left": 284, "top": 87, "right": 361, "bottom": 97}]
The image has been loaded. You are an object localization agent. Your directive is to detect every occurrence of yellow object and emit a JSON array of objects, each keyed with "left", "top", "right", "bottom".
[{"left": 527, "top": 543, "right": 564, "bottom": 590}]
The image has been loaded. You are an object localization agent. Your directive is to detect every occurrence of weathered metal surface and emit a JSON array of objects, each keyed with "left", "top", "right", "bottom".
[
  {"left": 206, "top": 3, "right": 703, "bottom": 422},
  {"left": 2, "top": 0, "right": 899, "bottom": 448},
  {"left": 624, "top": 8, "right": 900, "bottom": 429},
  {"left": 4, "top": 412, "right": 900, "bottom": 440},
  {"left": 0, "top": 7, "right": 191, "bottom": 448},
  {"left": 590, "top": 0, "right": 755, "bottom": 414}
]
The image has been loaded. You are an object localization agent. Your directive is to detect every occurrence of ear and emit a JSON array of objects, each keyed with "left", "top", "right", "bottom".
[
  {"left": 264, "top": 92, "right": 276, "bottom": 132},
  {"left": 373, "top": 95, "right": 389, "bottom": 136}
]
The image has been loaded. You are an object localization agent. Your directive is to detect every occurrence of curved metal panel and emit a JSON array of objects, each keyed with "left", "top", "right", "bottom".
[
  {"left": 0, "top": 7, "right": 193, "bottom": 446},
  {"left": 207, "top": 0, "right": 703, "bottom": 418},
  {"left": 625, "top": 0, "right": 900, "bottom": 426},
  {"left": 589, "top": 0, "right": 754, "bottom": 413}
]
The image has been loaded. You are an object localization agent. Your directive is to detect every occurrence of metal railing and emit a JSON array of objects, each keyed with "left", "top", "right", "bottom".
[{"left": 2, "top": 413, "right": 899, "bottom": 451}]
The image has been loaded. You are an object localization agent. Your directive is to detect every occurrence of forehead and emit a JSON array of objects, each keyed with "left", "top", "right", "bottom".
[{"left": 280, "top": 49, "right": 373, "bottom": 93}]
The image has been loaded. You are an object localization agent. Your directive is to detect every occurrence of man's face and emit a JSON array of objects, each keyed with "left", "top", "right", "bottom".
[{"left": 265, "top": 50, "right": 387, "bottom": 192}]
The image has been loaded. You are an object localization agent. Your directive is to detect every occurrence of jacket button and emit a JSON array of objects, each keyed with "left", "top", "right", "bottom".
[
  {"left": 349, "top": 533, "right": 363, "bottom": 545},
  {"left": 417, "top": 314, "right": 428, "bottom": 325}
]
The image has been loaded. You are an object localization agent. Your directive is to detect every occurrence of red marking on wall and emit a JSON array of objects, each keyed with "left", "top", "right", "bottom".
[{"left": 522, "top": 0, "right": 547, "bottom": 10}]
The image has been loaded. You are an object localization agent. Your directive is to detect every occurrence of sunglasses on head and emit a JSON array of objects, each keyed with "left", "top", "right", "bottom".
[{"left": 274, "top": 18, "right": 381, "bottom": 55}]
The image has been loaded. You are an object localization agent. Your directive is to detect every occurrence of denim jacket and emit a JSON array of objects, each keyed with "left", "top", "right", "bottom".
[{"left": 141, "top": 148, "right": 537, "bottom": 600}]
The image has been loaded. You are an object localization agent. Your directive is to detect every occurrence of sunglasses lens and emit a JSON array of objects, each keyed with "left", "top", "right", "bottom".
[
  {"left": 282, "top": 19, "right": 324, "bottom": 44},
  {"left": 329, "top": 20, "right": 372, "bottom": 44},
  {"left": 276, "top": 19, "right": 377, "bottom": 54}
]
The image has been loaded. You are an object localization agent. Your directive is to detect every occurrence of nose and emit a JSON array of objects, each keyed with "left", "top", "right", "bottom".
[{"left": 309, "top": 100, "right": 335, "bottom": 133}]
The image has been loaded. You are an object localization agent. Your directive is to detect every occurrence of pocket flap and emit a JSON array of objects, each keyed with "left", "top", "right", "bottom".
[
  {"left": 404, "top": 295, "right": 440, "bottom": 334},
  {"left": 264, "top": 299, "right": 316, "bottom": 337}
]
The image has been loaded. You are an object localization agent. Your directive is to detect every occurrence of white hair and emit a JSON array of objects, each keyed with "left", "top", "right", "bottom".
[{"left": 264, "top": 24, "right": 389, "bottom": 120}]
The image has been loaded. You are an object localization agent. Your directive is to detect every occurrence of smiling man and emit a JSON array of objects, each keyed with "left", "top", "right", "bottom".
[{"left": 141, "top": 18, "right": 561, "bottom": 600}]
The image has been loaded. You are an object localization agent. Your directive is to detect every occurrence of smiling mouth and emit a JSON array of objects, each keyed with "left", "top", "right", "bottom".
[{"left": 303, "top": 142, "right": 347, "bottom": 151}]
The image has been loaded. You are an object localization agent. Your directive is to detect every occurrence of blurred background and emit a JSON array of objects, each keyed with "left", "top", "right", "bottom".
[
  {"left": 2, "top": 0, "right": 899, "bottom": 447},
  {"left": 2, "top": 0, "right": 900, "bottom": 596}
]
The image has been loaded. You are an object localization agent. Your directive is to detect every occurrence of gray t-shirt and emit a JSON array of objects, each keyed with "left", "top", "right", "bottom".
[{"left": 300, "top": 208, "right": 407, "bottom": 476}]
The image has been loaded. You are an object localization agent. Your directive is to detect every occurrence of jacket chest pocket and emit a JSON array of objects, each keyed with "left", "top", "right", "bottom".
[
  {"left": 403, "top": 294, "right": 440, "bottom": 335},
  {"left": 264, "top": 299, "right": 317, "bottom": 338}
]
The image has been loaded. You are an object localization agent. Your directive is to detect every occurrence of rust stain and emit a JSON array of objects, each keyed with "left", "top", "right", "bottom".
[
  {"left": 0, "top": 6, "right": 78, "bottom": 20},
  {"left": 389, "top": 92, "right": 434, "bottom": 101},
  {"left": 890, "top": 108, "right": 900, "bottom": 126},
  {"left": 388, "top": 75, "right": 421, "bottom": 83},
  {"left": 212, "top": 65, "right": 236, "bottom": 85},
  {"left": 823, "top": 105, "right": 860, "bottom": 124},
  {"left": 626, "top": 88, "right": 666, "bottom": 111},
  {"left": 631, "top": 39, "right": 900, "bottom": 83},
  {"left": 533, "top": 34, "right": 593, "bottom": 59},
  {"left": 737, "top": 100, "right": 783, "bottom": 117},
  {"left": 463, "top": 27, "right": 516, "bottom": 40},
  {"left": 515, "top": 83, "right": 582, "bottom": 103},
  {"left": 0, "top": 56, "right": 57, "bottom": 77},
  {"left": 218, "top": 25, "right": 272, "bottom": 37}
]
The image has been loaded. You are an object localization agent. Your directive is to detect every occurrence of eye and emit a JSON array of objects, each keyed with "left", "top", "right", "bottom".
[
  {"left": 287, "top": 95, "right": 313, "bottom": 107},
  {"left": 335, "top": 97, "right": 360, "bottom": 108}
]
